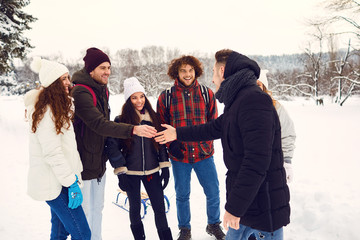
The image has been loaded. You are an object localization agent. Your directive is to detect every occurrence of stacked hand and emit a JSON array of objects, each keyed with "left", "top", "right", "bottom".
[
  {"left": 154, "top": 124, "right": 177, "bottom": 144},
  {"left": 159, "top": 167, "right": 170, "bottom": 190},
  {"left": 133, "top": 125, "right": 157, "bottom": 138},
  {"left": 168, "top": 141, "right": 186, "bottom": 160},
  {"left": 68, "top": 175, "right": 83, "bottom": 209}
]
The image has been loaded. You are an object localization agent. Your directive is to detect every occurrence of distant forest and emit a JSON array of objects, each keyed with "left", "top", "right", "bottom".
[{"left": 1, "top": 46, "right": 360, "bottom": 106}]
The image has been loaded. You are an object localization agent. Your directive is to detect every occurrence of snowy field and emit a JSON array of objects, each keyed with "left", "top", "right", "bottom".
[{"left": 1, "top": 94, "right": 360, "bottom": 239}]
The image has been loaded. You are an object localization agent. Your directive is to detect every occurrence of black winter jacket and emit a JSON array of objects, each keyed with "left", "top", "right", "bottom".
[
  {"left": 106, "top": 117, "right": 171, "bottom": 175},
  {"left": 177, "top": 86, "right": 290, "bottom": 232},
  {"left": 176, "top": 51, "right": 290, "bottom": 232},
  {"left": 71, "top": 69, "right": 134, "bottom": 180}
]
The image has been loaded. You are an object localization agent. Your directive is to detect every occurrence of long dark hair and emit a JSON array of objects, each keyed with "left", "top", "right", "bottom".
[
  {"left": 118, "top": 96, "right": 161, "bottom": 151},
  {"left": 32, "top": 78, "right": 73, "bottom": 134}
]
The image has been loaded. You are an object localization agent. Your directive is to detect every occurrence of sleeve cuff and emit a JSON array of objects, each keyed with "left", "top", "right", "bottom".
[
  {"left": 159, "top": 161, "right": 171, "bottom": 168},
  {"left": 114, "top": 166, "right": 128, "bottom": 175}
]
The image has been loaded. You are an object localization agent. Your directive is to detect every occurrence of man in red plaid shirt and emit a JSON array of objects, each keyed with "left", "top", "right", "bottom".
[{"left": 157, "top": 56, "right": 225, "bottom": 240}]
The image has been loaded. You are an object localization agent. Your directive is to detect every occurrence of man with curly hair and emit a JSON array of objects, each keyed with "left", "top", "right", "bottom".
[
  {"left": 156, "top": 50, "right": 290, "bottom": 240},
  {"left": 157, "top": 56, "right": 225, "bottom": 240}
]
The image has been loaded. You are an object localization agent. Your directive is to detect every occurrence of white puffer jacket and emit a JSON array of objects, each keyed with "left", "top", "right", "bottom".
[
  {"left": 275, "top": 102, "right": 296, "bottom": 163},
  {"left": 24, "top": 89, "right": 83, "bottom": 201}
]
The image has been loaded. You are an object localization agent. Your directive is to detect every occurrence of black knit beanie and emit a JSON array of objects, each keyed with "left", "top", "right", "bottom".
[{"left": 83, "top": 47, "right": 111, "bottom": 73}]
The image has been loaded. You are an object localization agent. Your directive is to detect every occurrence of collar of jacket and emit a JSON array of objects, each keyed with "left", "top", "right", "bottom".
[
  {"left": 174, "top": 78, "right": 199, "bottom": 90},
  {"left": 135, "top": 109, "right": 152, "bottom": 122}
]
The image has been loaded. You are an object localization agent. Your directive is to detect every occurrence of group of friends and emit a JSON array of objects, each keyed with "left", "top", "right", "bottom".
[{"left": 24, "top": 47, "right": 296, "bottom": 240}]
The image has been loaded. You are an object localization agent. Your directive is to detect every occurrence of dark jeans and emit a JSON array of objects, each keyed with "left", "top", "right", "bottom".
[
  {"left": 126, "top": 172, "right": 169, "bottom": 231},
  {"left": 46, "top": 187, "right": 91, "bottom": 240}
]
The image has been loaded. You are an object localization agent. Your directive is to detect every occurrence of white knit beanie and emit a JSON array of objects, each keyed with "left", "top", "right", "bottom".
[
  {"left": 30, "top": 57, "right": 69, "bottom": 88},
  {"left": 124, "top": 77, "right": 146, "bottom": 101},
  {"left": 258, "top": 69, "right": 269, "bottom": 89}
]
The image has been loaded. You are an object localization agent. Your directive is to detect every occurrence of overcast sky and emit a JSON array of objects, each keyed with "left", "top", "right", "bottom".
[{"left": 24, "top": 0, "right": 327, "bottom": 61}]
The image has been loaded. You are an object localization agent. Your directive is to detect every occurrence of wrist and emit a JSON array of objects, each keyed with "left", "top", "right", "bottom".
[
  {"left": 132, "top": 126, "right": 136, "bottom": 136},
  {"left": 70, "top": 175, "right": 79, "bottom": 187}
]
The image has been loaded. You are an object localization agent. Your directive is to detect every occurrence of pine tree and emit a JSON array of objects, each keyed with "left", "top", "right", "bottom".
[{"left": 0, "top": 0, "right": 37, "bottom": 74}]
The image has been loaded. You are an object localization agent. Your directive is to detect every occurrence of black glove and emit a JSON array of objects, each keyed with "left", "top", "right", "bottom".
[
  {"left": 159, "top": 167, "right": 170, "bottom": 190},
  {"left": 169, "top": 141, "right": 185, "bottom": 160},
  {"left": 118, "top": 174, "right": 132, "bottom": 192}
]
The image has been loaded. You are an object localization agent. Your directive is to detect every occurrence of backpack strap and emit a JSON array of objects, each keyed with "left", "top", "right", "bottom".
[
  {"left": 165, "top": 86, "right": 173, "bottom": 110},
  {"left": 164, "top": 86, "right": 175, "bottom": 123},
  {"left": 75, "top": 84, "right": 97, "bottom": 106},
  {"left": 199, "top": 84, "right": 209, "bottom": 108}
]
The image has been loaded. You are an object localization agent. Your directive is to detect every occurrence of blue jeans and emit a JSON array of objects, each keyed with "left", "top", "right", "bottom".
[
  {"left": 225, "top": 224, "right": 283, "bottom": 240},
  {"left": 82, "top": 174, "right": 106, "bottom": 240},
  {"left": 171, "top": 156, "right": 220, "bottom": 229},
  {"left": 46, "top": 187, "right": 91, "bottom": 240}
]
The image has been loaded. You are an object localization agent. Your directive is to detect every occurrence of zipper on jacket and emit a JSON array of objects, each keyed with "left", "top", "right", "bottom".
[
  {"left": 141, "top": 130, "right": 145, "bottom": 174},
  {"left": 265, "top": 181, "right": 274, "bottom": 231},
  {"left": 181, "top": 91, "right": 187, "bottom": 120}
]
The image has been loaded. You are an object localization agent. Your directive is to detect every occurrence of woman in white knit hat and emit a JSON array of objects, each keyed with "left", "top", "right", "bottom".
[
  {"left": 24, "top": 57, "right": 90, "bottom": 240},
  {"left": 105, "top": 77, "right": 173, "bottom": 239},
  {"left": 256, "top": 69, "right": 296, "bottom": 184}
]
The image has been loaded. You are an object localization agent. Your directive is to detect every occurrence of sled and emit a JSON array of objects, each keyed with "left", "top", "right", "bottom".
[{"left": 112, "top": 189, "right": 170, "bottom": 219}]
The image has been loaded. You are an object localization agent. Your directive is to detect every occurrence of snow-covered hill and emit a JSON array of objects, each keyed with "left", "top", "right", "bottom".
[{"left": 1, "top": 95, "right": 359, "bottom": 239}]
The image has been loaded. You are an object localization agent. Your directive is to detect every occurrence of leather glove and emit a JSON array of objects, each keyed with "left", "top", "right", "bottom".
[
  {"left": 284, "top": 163, "right": 293, "bottom": 183},
  {"left": 68, "top": 175, "right": 83, "bottom": 209},
  {"left": 169, "top": 141, "right": 185, "bottom": 160},
  {"left": 159, "top": 167, "right": 170, "bottom": 190},
  {"left": 118, "top": 174, "right": 132, "bottom": 192}
]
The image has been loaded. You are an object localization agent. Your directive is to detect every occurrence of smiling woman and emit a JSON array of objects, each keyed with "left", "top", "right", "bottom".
[
  {"left": 105, "top": 76, "right": 173, "bottom": 239},
  {"left": 24, "top": 57, "right": 91, "bottom": 240}
]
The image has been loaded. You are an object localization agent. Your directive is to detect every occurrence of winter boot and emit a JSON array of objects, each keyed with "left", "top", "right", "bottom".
[
  {"left": 158, "top": 227, "right": 173, "bottom": 240},
  {"left": 177, "top": 228, "right": 191, "bottom": 240},
  {"left": 130, "top": 222, "right": 145, "bottom": 240},
  {"left": 206, "top": 222, "right": 225, "bottom": 240}
]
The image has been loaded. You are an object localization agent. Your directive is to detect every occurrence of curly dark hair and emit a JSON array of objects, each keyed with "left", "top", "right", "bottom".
[
  {"left": 215, "top": 49, "right": 233, "bottom": 65},
  {"left": 167, "top": 55, "right": 203, "bottom": 80},
  {"left": 32, "top": 78, "right": 73, "bottom": 134}
]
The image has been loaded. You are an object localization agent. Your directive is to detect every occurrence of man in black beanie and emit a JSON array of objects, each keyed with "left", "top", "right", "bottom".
[
  {"left": 155, "top": 49, "right": 290, "bottom": 240},
  {"left": 71, "top": 47, "right": 157, "bottom": 240}
]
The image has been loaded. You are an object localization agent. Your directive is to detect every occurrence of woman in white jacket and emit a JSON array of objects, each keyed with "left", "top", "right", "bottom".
[
  {"left": 257, "top": 70, "right": 296, "bottom": 183},
  {"left": 25, "top": 57, "right": 90, "bottom": 240}
]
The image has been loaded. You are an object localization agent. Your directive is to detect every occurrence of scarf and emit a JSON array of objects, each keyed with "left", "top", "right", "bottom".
[{"left": 215, "top": 68, "right": 257, "bottom": 107}]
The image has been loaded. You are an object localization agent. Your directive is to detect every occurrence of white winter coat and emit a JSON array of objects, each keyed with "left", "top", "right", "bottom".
[
  {"left": 275, "top": 102, "right": 296, "bottom": 163},
  {"left": 24, "top": 89, "right": 83, "bottom": 201}
]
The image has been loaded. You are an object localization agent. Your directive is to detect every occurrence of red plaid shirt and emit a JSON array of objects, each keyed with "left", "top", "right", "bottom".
[{"left": 157, "top": 79, "right": 218, "bottom": 163}]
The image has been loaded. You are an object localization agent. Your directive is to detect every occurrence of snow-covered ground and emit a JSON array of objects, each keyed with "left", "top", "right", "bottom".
[{"left": 1, "top": 94, "right": 359, "bottom": 239}]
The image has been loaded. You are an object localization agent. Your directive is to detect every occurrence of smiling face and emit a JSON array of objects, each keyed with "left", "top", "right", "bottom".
[
  {"left": 178, "top": 64, "right": 196, "bottom": 87},
  {"left": 89, "top": 62, "right": 111, "bottom": 85},
  {"left": 130, "top": 92, "right": 146, "bottom": 111},
  {"left": 60, "top": 72, "right": 71, "bottom": 94}
]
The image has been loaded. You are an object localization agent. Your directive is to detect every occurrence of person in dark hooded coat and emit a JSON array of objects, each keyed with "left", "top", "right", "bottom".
[{"left": 155, "top": 49, "right": 290, "bottom": 240}]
